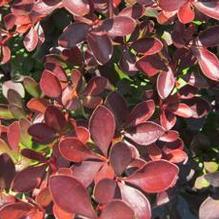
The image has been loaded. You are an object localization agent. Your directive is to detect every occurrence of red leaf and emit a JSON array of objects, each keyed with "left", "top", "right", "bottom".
[
  {"left": 1, "top": 46, "right": 11, "bottom": 64},
  {"left": 127, "top": 100, "right": 155, "bottom": 126},
  {"left": 94, "top": 179, "right": 116, "bottom": 204},
  {"left": 136, "top": 54, "right": 167, "bottom": 77},
  {"left": 45, "top": 106, "right": 66, "bottom": 131},
  {"left": 170, "top": 103, "right": 193, "bottom": 118},
  {"left": 194, "top": 0, "right": 219, "bottom": 20},
  {"left": 27, "top": 98, "right": 49, "bottom": 113},
  {"left": 12, "top": 164, "right": 47, "bottom": 192},
  {"left": 89, "top": 105, "right": 116, "bottom": 155},
  {"left": 71, "top": 161, "right": 103, "bottom": 187},
  {"left": 192, "top": 47, "right": 219, "bottom": 81},
  {"left": 100, "top": 200, "right": 135, "bottom": 219},
  {"left": 83, "top": 76, "right": 107, "bottom": 96},
  {"left": 83, "top": 96, "right": 103, "bottom": 109},
  {"left": 177, "top": 2, "right": 195, "bottom": 24},
  {"left": 165, "top": 149, "right": 188, "bottom": 163},
  {"left": 59, "top": 22, "right": 89, "bottom": 48},
  {"left": 100, "top": 16, "right": 136, "bottom": 37},
  {"left": 0, "top": 153, "right": 16, "bottom": 190},
  {"left": 159, "top": 0, "right": 186, "bottom": 11},
  {"left": 63, "top": 0, "right": 90, "bottom": 16},
  {"left": 53, "top": 204, "right": 74, "bottom": 219},
  {"left": 0, "top": 202, "right": 33, "bottom": 219},
  {"left": 157, "top": 67, "right": 175, "bottom": 99},
  {"left": 131, "top": 37, "right": 163, "bottom": 55},
  {"left": 125, "top": 121, "right": 165, "bottom": 145},
  {"left": 159, "top": 130, "right": 179, "bottom": 142},
  {"left": 2, "top": 80, "right": 25, "bottom": 98},
  {"left": 109, "top": 142, "right": 132, "bottom": 175},
  {"left": 23, "top": 27, "right": 38, "bottom": 52},
  {"left": 7, "top": 121, "right": 20, "bottom": 152},
  {"left": 146, "top": 144, "right": 162, "bottom": 161},
  {"left": 160, "top": 110, "right": 176, "bottom": 130},
  {"left": 28, "top": 123, "right": 57, "bottom": 144},
  {"left": 49, "top": 175, "right": 96, "bottom": 218},
  {"left": 125, "top": 160, "right": 179, "bottom": 193},
  {"left": 40, "top": 70, "right": 62, "bottom": 98},
  {"left": 59, "top": 137, "right": 98, "bottom": 162},
  {"left": 119, "top": 183, "right": 151, "bottom": 219},
  {"left": 87, "top": 32, "right": 113, "bottom": 65}
]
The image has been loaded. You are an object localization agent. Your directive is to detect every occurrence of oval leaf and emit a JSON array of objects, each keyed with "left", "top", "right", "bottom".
[
  {"left": 125, "top": 160, "right": 179, "bottom": 193},
  {"left": 89, "top": 105, "right": 116, "bottom": 155},
  {"left": 125, "top": 121, "right": 165, "bottom": 146},
  {"left": 49, "top": 175, "right": 96, "bottom": 218}
]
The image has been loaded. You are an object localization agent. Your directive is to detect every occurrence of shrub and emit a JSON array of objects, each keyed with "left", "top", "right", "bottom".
[{"left": 0, "top": 0, "right": 219, "bottom": 218}]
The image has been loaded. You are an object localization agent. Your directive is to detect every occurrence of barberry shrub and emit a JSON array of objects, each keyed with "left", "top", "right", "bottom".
[{"left": 0, "top": 0, "right": 219, "bottom": 218}]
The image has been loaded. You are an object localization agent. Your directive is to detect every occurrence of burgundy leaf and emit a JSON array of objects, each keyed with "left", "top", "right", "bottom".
[
  {"left": 12, "top": 164, "right": 47, "bottom": 192},
  {"left": 125, "top": 121, "right": 165, "bottom": 145},
  {"left": 159, "top": 0, "right": 186, "bottom": 11},
  {"left": 119, "top": 183, "right": 151, "bottom": 219},
  {"left": 99, "top": 200, "right": 135, "bottom": 219},
  {"left": 194, "top": 0, "right": 219, "bottom": 20},
  {"left": 49, "top": 175, "right": 96, "bottom": 218},
  {"left": 40, "top": 70, "right": 62, "bottom": 98},
  {"left": 87, "top": 32, "right": 113, "bottom": 65},
  {"left": 58, "top": 22, "right": 89, "bottom": 48},
  {"left": 44, "top": 106, "right": 66, "bottom": 131},
  {"left": 23, "top": 27, "right": 38, "bottom": 52},
  {"left": 105, "top": 92, "right": 129, "bottom": 128},
  {"left": 146, "top": 144, "right": 162, "bottom": 161},
  {"left": 119, "top": 4, "right": 144, "bottom": 19},
  {"left": 184, "top": 97, "right": 211, "bottom": 118},
  {"left": 59, "top": 137, "right": 98, "bottom": 162},
  {"left": 7, "top": 121, "right": 20, "bottom": 152},
  {"left": 192, "top": 47, "right": 219, "bottom": 81},
  {"left": 83, "top": 76, "right": 107, "bottom": 96},
  {"left": 119, "top": 47, "right": 138, "bottom": 76},
  {"left": 136, "top": 54, "right": 167, "bottom": 77},
  {"left": 109, "top": 142, "right": 132, "bottom": 176},
  {"left": 21, "top": 149, "right": 47, "bottom": 163},
  {"left": 125, "top": 160, "right": 179, "bottom": 193},
  {"left": 89, "top": 105, "right": 116, "bottom": 155},
  {"left": 94, "top": 179, "right": 116, "bottom": 204},
  {"left": 127, "top": 100, "right": 155, "bottom": 126},
  {"left": 28, "top": 123, "right": 56, "bottom": 144},
  {"left": 100, "top": 16, "right": 136, "bottom": 37},
  {"left": 71, "top": 161, "right": 103, "bottom": 187},
  {"left": 0, "top": 153, "right": 16, "bottom": 190},
  {"left": 131, "top": 37, "right": 163, "bottom": 55},
  {"left": 157, "top": 67, "right": 175, "bottom": 99},
  {"left": 82, "top": 96, "right": 103, "bottom": 109},
  {"left": 63, "top": 0, "right": 90, "bottom": 16},
  {"left": 197, "top": 25, "right": 219, "bottom": 47}
]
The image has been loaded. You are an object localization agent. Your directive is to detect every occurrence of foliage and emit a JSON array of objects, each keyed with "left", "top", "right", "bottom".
[{"left": 0, "top": 0, "right": 219, "bottom": 218}]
